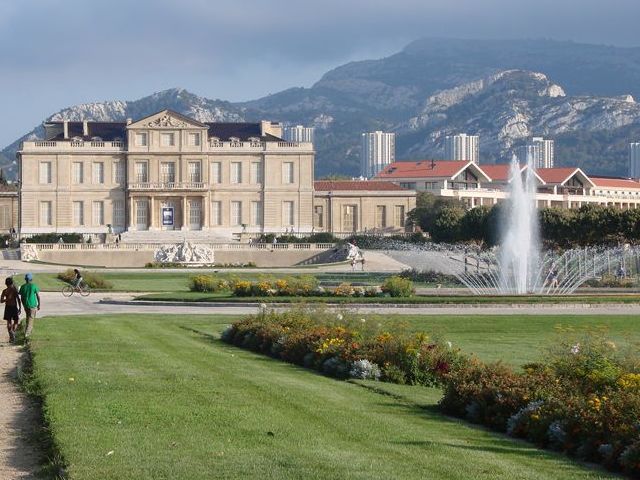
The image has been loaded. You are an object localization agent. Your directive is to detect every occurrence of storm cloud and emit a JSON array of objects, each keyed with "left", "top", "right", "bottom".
[{"left": 1, "top": 0, "right": 639, "bottom": 145}]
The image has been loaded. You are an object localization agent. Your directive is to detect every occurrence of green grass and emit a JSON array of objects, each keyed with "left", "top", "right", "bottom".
[
  {"left": 135, "top": 291, "right": 640, "bottom": 304},
  {"left": 28, "top": 271, "right": 397, "bottom": 293},
  {"left": 28, "top": 314, "right": 628, "bottom": 479}
]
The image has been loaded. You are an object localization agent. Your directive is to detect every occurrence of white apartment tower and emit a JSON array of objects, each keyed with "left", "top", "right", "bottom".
[
  {"left": 516, "top": 137, "right": 554, "bottom": 168},
  {"left": 284, "top": 125, "right": 315, "bottom": 144},
  {"left": 630, "top": 143, "right": 640, "bottom": 178},
  {"left": 444, "top": 133, "right": 479, "bottom": 163},
  {"left": 361, "top": 131, "right": 395, "bottom": 178}
]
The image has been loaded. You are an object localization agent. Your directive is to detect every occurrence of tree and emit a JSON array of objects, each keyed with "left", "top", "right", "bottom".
[
  {"left": 431, "top": 205, "right": 465, "bottom": 243},
  {"left": 459, "top": 206, "right": 490, "bottom": 243},
  {"left": 539, "top": 207, "right": 576, "bottom": 247},
  {"left": 408, "top": 192, "right": 466, "bottom": 236}
]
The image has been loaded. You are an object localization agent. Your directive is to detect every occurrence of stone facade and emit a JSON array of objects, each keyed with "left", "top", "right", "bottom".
[
  {"left": 19, "top": 110, "right": 315, "bottom": 237},
  {"left": 18, "top": 110, "right": 414, "bottom": 239}
]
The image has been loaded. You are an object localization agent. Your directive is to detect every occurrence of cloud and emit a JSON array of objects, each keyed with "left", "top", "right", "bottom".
[{"left": 1, "top": 0, "right": 640, "bottom": 145}]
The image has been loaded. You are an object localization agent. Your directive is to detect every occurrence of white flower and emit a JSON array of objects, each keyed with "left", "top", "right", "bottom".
[
  {"left": 360, "top": 318, "right": 366, "bottom": 323},
  {"left": 570, "top": 343, "right": 580, "bottom": 355},
  {"left": 259, "top": 303, "right": 267, "bottom": 310},
  {"left": 446, "top": 341, "right": 453, "bottom": 349},
  {"left": 336, "top": 314, "right": 343, "bottom": 321}
]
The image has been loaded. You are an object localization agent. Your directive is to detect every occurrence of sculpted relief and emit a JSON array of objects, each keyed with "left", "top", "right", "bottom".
[{"left": 146, "top": 114, "right": 189, "bottom": 128}]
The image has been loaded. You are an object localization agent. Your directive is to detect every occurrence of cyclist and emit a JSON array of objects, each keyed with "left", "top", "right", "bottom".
[{"left": 72, "top": 269, "right": 84, "bottom": 291}]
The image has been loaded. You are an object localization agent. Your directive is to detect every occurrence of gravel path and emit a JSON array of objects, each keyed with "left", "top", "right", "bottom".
[{"left": 0, "top": 343, "right": 41, "bottom": 479}]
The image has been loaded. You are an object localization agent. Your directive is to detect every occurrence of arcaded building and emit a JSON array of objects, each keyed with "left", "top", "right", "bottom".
[{"left": 18, "top": 110, "right": 414, "bottom": 239}]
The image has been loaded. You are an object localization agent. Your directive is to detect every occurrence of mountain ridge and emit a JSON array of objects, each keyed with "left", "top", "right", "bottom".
[{"left": 6, "top": 38, "right": 640, "bottom": 178}]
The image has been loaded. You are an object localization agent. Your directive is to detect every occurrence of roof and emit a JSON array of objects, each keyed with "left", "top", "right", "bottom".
[
  {"left": 536, "top": 168, "right": 582, "bottom": 184},
  {"left": 590, "top": 177, "right": 640, "bottom": 189},
  {"left": 314, "top": 181, "right": 411, "bottom": 192},
  {"left": 206, "top": 123, "right": 282, "bottom": 141},
  {"left": 480, "top": 164, "right": 520, "bottom": 182},
  {"left": 45, "top": 121, "right": 127, "bottom": 141},
  {"left": 377, "top": 160, "right": 470, "bottom": 179}
]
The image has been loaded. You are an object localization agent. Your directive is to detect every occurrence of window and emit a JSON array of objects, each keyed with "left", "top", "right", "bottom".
[
  {"left": 231, "top": 201, "right": 242, "bottom": 226},
  {"left": 251, "top": 201, "right": 263, "bottom": 226},
  {"left": 113, "top": 162, "right": 125, "bottom": 184},
  {"left": 160, "top": 162, "right": 176, "bottom": 184},
  {"left": 135, "top": 162, "right": 148, "bottom": 183},
  {"left": 0, "top": 206, "right": 10, "bottom": 229},
  {"left": 39, "top": 162, "right": 52, "bottom": 184},
  {"left": 73, "top": 201, "right": 84, "bottom": 226},
  {"left": 72, "top": 162, "right": 84, "bottom": 184},
  {"left": 342, "top": 205, "right": 357, "bottom": 232},
  {"left": 136, "top": 200, "right": 148, "bottom": 229},
  {"left": 160, "top": 132, "right": 175, "bottom": 146},
  {"left": 187, "top": 133, "right": 201, "bottom": 146},
  {"left": 394, "top": 205, "right": 406, "bottom": 227},
  {"left": 375, "top": 205, "right": 387, "bottom": 229},
  {"left": 211, "top": 162, "right": 222, "bottom": 184},
  {"left": 282, "top": 201, "right": 294, "bottom": 226},
  {"left": 188, "top": 161, "right": 202, "bottom": 183},
  {"left": 231, "top": 162, "right": 242, "bottom": 184},
  {"left": 282, "top": 162, "right": 294, "bottom": 184},
  {"left": 113, "top": 200, "right": 125, "bottom": 226},
  {"left": 314, "top": 205, "right": 323, "bottom": 228},
  {"left": 250, "top": 162, "right": 263, "bottom": 184},
  {"left": 40, "top": 201, "right": 52, "bottom": 226},
  {"left": 93, "top": 162, "right": 104, "bottom": 184},
  {"left": 399, "top": 182, "right": 416, "bottom": 189},
  {"left": 135, "top": 132, "right": 148, "bottom": 146},
  {"left": 211, "top": 201, "right": 222, "bottom": 226},
  {"left": 189, "top": 199, "right": 202, "bottom": 229},
  {"left": 93, "top": 201, "right": 104, "bottom": 226}
]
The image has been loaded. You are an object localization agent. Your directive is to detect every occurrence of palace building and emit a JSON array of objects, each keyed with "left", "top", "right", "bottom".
[{"left": 18, "top": 110, "right": 415, "bottom": 239}]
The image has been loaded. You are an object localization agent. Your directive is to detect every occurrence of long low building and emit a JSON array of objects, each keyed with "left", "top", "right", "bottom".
[
  {"left": 17, "top": 110, "right": 416, "bottom": 240},
  {"left": 375, "top": 160, "right": 640, "bottom": 209}
]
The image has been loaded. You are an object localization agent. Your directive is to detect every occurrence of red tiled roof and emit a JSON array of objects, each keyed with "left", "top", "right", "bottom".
[
  {"left": 590, "top": 177, "right": 640, "bottom": 189},
  {"left": 376, "top": 160, "right": 470, "bottom": 179},
  {"left": 536, "top": 168, "right": 581, "bottom": 184},
  {"left": 314, "top": 181, "right": 410, "bottom": 191},
  {"left": 479, "top": 164, "right": 518, "bottom": 182}
]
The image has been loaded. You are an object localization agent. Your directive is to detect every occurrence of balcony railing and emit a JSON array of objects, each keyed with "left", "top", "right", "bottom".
[
  {"left": 22, "top": 140, "right": 125, "bottom": 151},
  {"left": 128, "top": 182, "right": 206, "bottom": 190}
]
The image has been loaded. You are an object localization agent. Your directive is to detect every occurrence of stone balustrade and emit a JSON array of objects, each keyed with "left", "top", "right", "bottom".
[
  {"left": 128, "top": 182, "right": 206, "bottom": 191},
  {"left": 24, "top": 242, "right": 336, "bottom": 252}
]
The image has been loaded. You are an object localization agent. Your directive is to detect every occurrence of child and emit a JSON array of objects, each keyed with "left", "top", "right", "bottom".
[{"left": 1, "top": 277, "right": 21, "bottom": 343}]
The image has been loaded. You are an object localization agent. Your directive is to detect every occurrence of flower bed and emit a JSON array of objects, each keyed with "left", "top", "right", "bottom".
[
  {"left": 57, "top": 269, "right": 113, "bottom": 289},
  {"left": 222, "top": 310, "right": 640, "bottom": 477},
  {"left": 440, "top": 336, "right": 640, "bottom": 477},
  {"left": 221, "top": 308, "right": 463, "bottom": 386},
  {"left": 189, "top": 275, "right": 414, "bottom": 298}
]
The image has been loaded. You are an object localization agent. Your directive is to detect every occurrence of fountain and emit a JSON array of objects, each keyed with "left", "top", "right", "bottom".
[{"left": 383, "top": 156, "right": 636, "bottom": 295}]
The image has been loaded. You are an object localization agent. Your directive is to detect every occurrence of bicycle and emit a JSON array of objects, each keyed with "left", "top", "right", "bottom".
[{"left": 62, "top": 282, "right": 91, "bottom": 297}]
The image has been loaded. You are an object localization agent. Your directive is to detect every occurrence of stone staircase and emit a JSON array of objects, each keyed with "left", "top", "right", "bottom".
[{"left": 119, "top": 230, "right": 234, "bottom": 244}]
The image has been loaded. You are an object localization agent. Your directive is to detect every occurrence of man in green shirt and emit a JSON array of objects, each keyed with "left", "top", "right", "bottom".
[{"left": 19, "top": 273, "right": 41, "bottom": 338}]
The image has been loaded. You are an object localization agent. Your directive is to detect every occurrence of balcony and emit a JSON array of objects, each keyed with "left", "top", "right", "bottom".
[
  {"left": 207, "top": 140, "right": 313, "bottom": 152},
  {"left": 21, "top": 140, "right": 125, "bottom": 152},
  {"left": 128, "top": 182, "right": 207, "bottom": 191}
]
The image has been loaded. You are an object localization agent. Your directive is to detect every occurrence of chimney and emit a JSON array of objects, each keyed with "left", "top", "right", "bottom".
[
  {"left": 260, "top": 120, "right": 283, "bottom": 139},
  {"left": 63, "top": 120, "right": 69, "bottom": 139},
  {"left": 82, "top": 120, "right": 89, "bottom": 137}
]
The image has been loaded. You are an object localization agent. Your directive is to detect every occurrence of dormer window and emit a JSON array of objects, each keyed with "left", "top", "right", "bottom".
[
  {"left": 71, "top": 136, "right": 83, "bottom": 142},
  {"left": 91, "top": 136, "right": 103, "bottom": 142}
]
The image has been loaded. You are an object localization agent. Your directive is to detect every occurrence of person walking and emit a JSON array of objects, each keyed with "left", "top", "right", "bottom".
[
  {"left": 18, "top": 273, "right": 40, "bottom": 338},
  {"left": 1, "top": 277, "right": 21, "bottom": 343}
]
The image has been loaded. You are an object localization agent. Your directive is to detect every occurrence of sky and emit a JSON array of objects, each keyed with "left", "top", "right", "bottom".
[{"left": 1, "top": 0, "right": 640, "bottom": 147}]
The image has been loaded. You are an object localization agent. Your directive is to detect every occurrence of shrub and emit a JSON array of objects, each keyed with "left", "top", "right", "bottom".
[
  {"left": 399, "top": 269, "right": 462, "bottom": 286},
  {"left": 25, "top": 233, "right": 83, "bottom": 244},
  {"left": 189, "top": 275, "right": 230, "bottom": 293},
  {"left": 57, "top": 269, "right": 113, "bottom": 289},
  {"left": 381, "top": 276, "right": 414, "bottom": 297},
  {"left": 349, "top": 359, "right": 382, "bottom": 380},
  {"left": 232, "top": 280, "right": 253, "bottom": 296}
]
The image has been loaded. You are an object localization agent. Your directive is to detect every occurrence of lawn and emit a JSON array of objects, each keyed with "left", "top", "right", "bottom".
[
  {"left": 27, "top": 313, "right": 630, "bottom": 479},
  {"left": 29, "top": 271, "right": 397, "bottom": 293}
]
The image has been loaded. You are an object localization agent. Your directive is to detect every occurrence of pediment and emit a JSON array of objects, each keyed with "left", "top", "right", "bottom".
[{"left": 128, "top": 110, "right": 207, "bottom": 129}]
